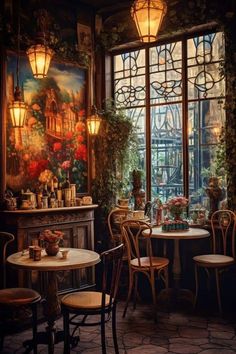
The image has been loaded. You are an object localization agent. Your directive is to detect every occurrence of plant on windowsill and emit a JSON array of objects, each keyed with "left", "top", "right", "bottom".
[{"left": 91, "top": 99, "right": 138, "bottom": 218}]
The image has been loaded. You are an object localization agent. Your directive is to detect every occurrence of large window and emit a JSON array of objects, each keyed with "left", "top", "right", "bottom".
[{"left": 113, "top": 31, "right": 225, "bottom": 207}]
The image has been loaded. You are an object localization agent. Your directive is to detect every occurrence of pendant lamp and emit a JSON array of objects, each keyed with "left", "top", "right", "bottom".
[
  {"left": 26, "top": 9, "right": 54, "bottom": 79},
  {"left": 9, "top": 1, "right": 27, "bottom": 128},
  {"left": 87, "top": 105, "right": 101, "bottom": 135},
  {"left": 131, "top": 0, "right": 167, "bottom": 43}
]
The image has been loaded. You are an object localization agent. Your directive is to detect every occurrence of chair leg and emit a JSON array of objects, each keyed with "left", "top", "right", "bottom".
[
  {"left": 133, "top": 273, "right": 138, "bottom": 310},
  {"left": 112, "top": 304, "right": 119, "bottom": 354},
  {"left": 63, "top": 310, "right": 70, "bottom": 354},
  {"left": 194, "top": 264, "right": 199, "bottom": 309},
  {"left": 123, "top": 268, "right": 133, "bottom": 318},
  {"left": 149, "top": 270, "right": 157, "bottom": 322},
  {"left": 164, "top": 267, "right": 169, "bottom": 289},
  {"left": 215, "top": 268, "right": 222, "bottom": 314},
  {"left": 101, "top": 311, "right": 106, "bottom": 354},
  {"left": 31, "top": 303, "right": 38, "bottom": 354}
]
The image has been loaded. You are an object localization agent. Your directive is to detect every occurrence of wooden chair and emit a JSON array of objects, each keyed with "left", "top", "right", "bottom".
[
  {"left": 61, "top": 244, "right": 124, "bottom": 354},
  {"left": 0, "top": 232, "right": 41, "bottom": 353},
  {"left": 120, "top": 220, "right": 169, "bottom": 321},
  {"left": 107, "top": 208, "right": 131, "bottom": 247},
  {"left": 193, "top": 210, "right": 236, "bottom": 313}
]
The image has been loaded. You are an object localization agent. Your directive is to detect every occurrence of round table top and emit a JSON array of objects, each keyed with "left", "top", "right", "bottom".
[
  {"left": 145, "top": 226, "right": 210, "bottom": 240},
  {"left": 7, "top": 248, "right": 100, "bottom": 271}
]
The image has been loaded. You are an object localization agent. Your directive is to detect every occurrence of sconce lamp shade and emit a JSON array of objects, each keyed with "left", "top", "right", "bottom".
[
  {"left": 26, "top": 44, "right": 54, "bottom": 79},
  {"left": 9, "top": 87, "right": 27, "bottom": 128},
  {"left": 87, "top": 106, "right": 101, "bottom": 135},
  {"left": 131, "top": 0, "right": 167, "bottom": 43}
]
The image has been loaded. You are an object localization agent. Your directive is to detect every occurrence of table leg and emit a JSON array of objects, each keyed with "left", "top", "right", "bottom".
[
  {"left": 44, "top": 271, "right": 61, "bottom": 354},
  {"left": 23, "top": 271, "right": 64, "bottom": 354},
  {"left": 158, "top": 239, "right": 194, "bottom": 308}
]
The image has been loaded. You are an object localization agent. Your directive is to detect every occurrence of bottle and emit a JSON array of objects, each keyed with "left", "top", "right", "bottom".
[
  {"left": 57, "top": 182, "right": 62, "bottom": 201},
  {"left": 156, "top": 198, "right": 163, "bottom": 226},
  {"left": 53, "top": 176, "right": 58, "bottom": 194},
  {"left": 49, "top": 180, "right": 56, "bottom": 208},
  {"left": 36, "top": 187, "right": 43, "bottom": 209},
  {"left": 42, "top": 183, "right": 49, "bottom": 208},
  {"left": 63, "top": 171, "right": 71, "bottom": 207},
  {"left": 63, "top": 171, "right": 70, "bottom": 189}
]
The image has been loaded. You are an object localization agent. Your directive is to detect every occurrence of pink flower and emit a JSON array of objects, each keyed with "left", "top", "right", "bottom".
[
  {"left": 61, "top": 160, "right": 71, "bottom": 170},
  {"left": 40, "top": 229, "right": 64, "bottom": 243}
]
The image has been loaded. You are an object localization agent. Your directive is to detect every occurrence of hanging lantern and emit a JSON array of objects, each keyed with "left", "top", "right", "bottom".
[
  {"left": 26, "top": 44, "right": 54, "bottom": 79},
  {"left": 131, "top": 0, "right": 167, "bottom": 43},
  {"left": 87, "top": 106, "right": 101, "bottom": 135},
  {"left": 9, "top": 87, "right": 27, "bottom": 127}
]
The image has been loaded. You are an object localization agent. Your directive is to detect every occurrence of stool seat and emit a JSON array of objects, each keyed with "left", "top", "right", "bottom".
[{"left": 0, "top": 288, "right": 41, "bottom": 305}]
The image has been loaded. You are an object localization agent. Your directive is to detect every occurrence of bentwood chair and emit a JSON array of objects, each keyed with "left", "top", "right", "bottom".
[
  {"left": 61, "top": 244, "right": 124, "bottom": 354},
  {"left": 107, "top": 208, "right": 131, "bottom": 247},
  {"left": 0, "top": 232, "right": 41, "bottom": 353},
  {"left": 193, "top": 210, "right": 236, "bottom": 313},
  {"left": 120, "top": 220, "right": 169, "bottom": 321}
]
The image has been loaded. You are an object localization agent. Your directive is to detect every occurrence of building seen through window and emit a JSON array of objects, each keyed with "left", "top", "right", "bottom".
[{"left": 113, "top": 31, "right": 225, "bottom": 209}]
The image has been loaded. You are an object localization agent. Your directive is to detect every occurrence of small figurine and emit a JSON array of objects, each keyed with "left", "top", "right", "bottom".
[{"left": 206, "top": 177, "right": 224, "bottom": 219}]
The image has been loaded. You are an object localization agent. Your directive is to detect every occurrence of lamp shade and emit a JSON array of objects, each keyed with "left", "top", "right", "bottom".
[
  {"left": 26, "top": 44, "right": 54, "bottom": 79},
  {"left": 87, "top": 106, "right": 101, "bottom": 135},
  {"left": 9, "top": 100, "right": 27, "bottom": 128},
  {"left": 131, "top": 0, "right": 167, "bottom": 43}
]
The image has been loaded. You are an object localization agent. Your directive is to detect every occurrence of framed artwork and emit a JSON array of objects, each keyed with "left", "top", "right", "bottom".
[
  {"left": 5, "top": 52, "right": 88, "bottom": 194},
  {"left": 77, "top": 23, "right": 92, "bottom": 53}
]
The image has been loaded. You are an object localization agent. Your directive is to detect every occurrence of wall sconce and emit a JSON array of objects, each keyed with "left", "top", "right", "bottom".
[
  {"left": 26, "top": 9, "right": 54, "bottom": 79},
  {"left": 9, "top": 1, "right": 27, "bottom": 128},
  {"left": 87, "top": 105, "right": 101, "bottom": 135},
  {"left": 131, "top": 0, "right": 167, "bottom": 43}
]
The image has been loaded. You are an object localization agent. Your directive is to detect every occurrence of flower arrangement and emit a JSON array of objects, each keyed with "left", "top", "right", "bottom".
[
  {"left": 167, "top": 196, "right": 188, "bottom": 219},
  {"left": 39, "top": 229, "right": 64, "bottom": 243}
]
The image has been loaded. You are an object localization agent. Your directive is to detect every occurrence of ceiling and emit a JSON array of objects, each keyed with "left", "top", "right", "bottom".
[{"left": 78, "top": 0, "right": 133, "bottom": 18}]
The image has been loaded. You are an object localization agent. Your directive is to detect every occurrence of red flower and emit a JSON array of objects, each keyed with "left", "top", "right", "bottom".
[
  {"left": 38, "top": 159, "right": 49, "bottom": 171},
  {"left": 78, "top": 109, "right": 85, "bottom": 117},
  {"left": 53, "top": 142, "right": 62, "bottom": 152},
  {"left": 75, "top": 144, "right": 87, "bottom": 161},
  {"left": 27, "top": 161, "right": 40, "bottom": 179},
  {"left": 65, "top": 131, "right": 73, "bottom": 140},
  {"left": 77, "top": 135, "right": 84, "bottom": 143}
]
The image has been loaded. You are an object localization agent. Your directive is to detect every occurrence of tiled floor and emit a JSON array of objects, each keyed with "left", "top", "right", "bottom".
[{"left": 2, "top": 300, "right": 236, "bottom": 354}]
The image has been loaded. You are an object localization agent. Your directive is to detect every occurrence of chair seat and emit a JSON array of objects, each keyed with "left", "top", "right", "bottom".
[
  {"left": 193, "top": 254, "right": 235, "bottom": 267},
  {"left": 61, "top": 291, "right": 111, "bottom": 310},
  {"left": 131, "top": 256, "right": 169, "bottom": 269},
  {"left": 0, "top": 288, "right": 41, "bottom": 305}
]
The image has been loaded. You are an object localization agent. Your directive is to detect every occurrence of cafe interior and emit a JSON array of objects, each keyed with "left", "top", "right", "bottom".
[{"left": 0, "top": 0, "right": 236, "bottom": 353}]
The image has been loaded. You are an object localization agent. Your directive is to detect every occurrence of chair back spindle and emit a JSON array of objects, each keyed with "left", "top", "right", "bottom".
[
  {"left": 210, "top": 210, "right": 236, "bottom": 257},
  {"left": 100, "top": 244, "right": 124, "bottom": 310}
]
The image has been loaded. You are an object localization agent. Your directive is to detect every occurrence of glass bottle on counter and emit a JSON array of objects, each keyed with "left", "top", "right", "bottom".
[
  {"left": 42, "top": 183, "right": 49, "bottom": 208},
  {"left": 49, "top": 180, "right": 56, "bottom": 208},
  {"left": 57, "top": 182, "right": 62, "bottom": 201}
]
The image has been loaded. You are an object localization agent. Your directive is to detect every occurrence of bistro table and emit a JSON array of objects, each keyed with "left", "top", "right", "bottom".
[
  {"left": 7, "top": 248, "right": 100, "bottom": 354},
  {"left": 143, "top": 226, "right": 210, "bottom": 306}
]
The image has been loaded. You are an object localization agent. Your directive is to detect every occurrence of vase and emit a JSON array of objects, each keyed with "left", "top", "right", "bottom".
[{"left": 45, "top": 241, "right": 60, "bottom": 256}]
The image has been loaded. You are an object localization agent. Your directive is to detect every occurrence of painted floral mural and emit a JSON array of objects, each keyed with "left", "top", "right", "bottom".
[{"left": 6, "top": 53, "right": 88, "bottom": 193}]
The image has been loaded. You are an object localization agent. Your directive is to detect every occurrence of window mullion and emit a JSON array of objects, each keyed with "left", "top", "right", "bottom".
[
  {"left": 182, "top": 37, "right": 189, "bottom": 199},
  {"left": 145, "top": 47, "right": 151, "bottom": 201}
]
